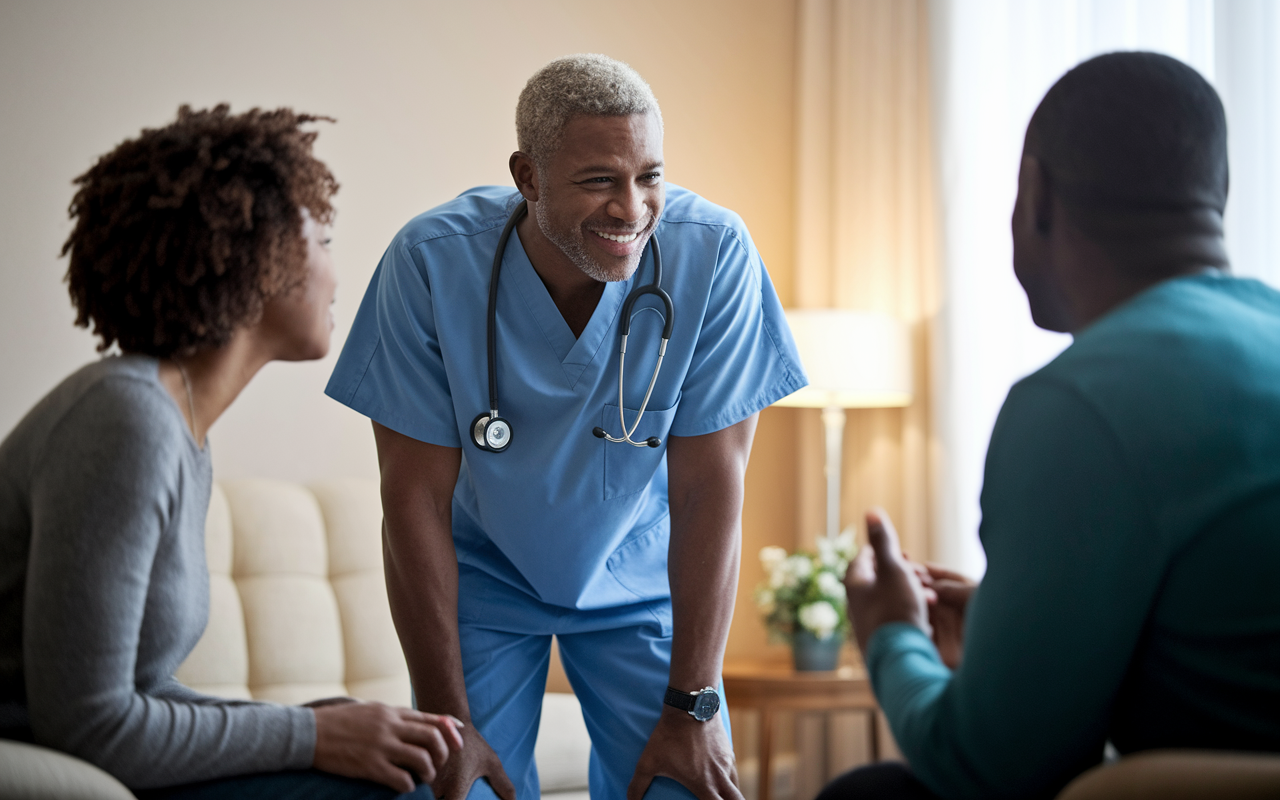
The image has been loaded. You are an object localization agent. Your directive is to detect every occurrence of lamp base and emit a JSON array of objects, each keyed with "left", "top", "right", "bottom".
[{"left": 821, "top": 405, "right": 846, "bottom": 541}]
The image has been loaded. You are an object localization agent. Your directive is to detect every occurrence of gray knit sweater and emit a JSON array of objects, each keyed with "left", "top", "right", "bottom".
[{"left": 0, "top": 355, "right": 314, "bottom": 788}]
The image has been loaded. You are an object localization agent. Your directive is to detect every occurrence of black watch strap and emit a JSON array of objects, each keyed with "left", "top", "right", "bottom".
[
  {"left": 664, "top": 685, "right": 721, "bottom": 722},
  {"left": 664, "top": 686, "right": 696, "bottom": 712}
]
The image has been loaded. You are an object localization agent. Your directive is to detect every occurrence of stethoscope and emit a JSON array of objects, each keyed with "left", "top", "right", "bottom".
[{"left": 471, "top": 200, "right": 674, "bottom": 454}]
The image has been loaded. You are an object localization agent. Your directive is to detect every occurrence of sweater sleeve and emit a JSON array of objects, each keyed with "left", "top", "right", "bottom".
[
  {"left": 147, "top": 676, "right": 259, "bottom": 707},
  {"left": 867, "top": 377, "right": 1165, "bottom": 800},
  {"left": 22, "top": 379, "right": 314, "bottom": 789}
]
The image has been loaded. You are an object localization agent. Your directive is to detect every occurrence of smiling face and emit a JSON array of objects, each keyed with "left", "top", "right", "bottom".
[
  {"left": 530, "top": 111, "right": 665, "bottom": 283},
  {"left": 257, "top": 212, "right": 337, "bottom": 361}
]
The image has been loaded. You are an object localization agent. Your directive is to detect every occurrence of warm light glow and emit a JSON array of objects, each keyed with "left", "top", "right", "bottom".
[{"left": 774, "top": 309, "right": 913, "bottom": 409}]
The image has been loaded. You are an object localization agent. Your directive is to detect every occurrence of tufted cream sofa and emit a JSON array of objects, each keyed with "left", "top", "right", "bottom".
[
  {"left": 175, "top": 479, "right": 411, "bottom": 705},
  {"left": 5, "top": 479, "right": 1280, "bottom": 800},
  {"left": 0, "top": 478, "right": 590, "bottom": 800}
]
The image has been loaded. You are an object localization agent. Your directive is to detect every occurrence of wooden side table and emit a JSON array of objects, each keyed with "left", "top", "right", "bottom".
[{"left": 722, "top": 660, "right": 880, "bottom": 800}]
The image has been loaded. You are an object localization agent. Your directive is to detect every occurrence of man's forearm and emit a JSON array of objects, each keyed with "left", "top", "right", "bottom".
[
  {"left": 666, "top": 494, "right": 742, "bottom": 689},
  {"left": 373, "top": 423, "right": 470, "bottom": 721},
  {"left": 665, "top": 415, "right": 758, "bottom": 691},
  {"left": 383, "top": 511, "right": 471, "bottom": 720}
]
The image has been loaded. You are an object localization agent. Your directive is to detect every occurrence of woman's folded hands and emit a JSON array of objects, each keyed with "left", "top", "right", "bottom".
[{"left": 313, "top": 701, "right": 465, "bottom": 792}]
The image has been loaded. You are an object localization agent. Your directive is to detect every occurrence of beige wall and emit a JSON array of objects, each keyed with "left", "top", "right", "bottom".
[{"left": 0, "top": 0, "right": 798, "bottom": 660}]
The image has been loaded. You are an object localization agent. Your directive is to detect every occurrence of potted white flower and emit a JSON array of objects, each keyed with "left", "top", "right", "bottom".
[{"left": 754, "top": 531, "right": 857, "bottom": 670}]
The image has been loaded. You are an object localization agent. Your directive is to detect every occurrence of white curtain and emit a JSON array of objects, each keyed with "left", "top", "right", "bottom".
[
  {"left": 928, "top": 0, "right": 1274, "bottom": 577},
  {"left": 1217, "top": 1, "right": 1280, "bottom": 287}
]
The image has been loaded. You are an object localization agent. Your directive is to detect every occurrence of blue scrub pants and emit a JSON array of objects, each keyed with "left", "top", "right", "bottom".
[{"left": 453, "top": 564, "right": 731, "bottom": 799}]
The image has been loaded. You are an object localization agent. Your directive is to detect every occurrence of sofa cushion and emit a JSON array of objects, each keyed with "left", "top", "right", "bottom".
[
  {"left": 0, "top": 739, "right": 135, "bottom": 800},
  {"left": 175, "top": 480, "right": 410, "bottom": 704},
  {"left": 172, "top": 485, "right": 252, "bottom": 699},
  {"left": 536, "top": 692, "right": 592, "bottom": 793},
  {"left": 312, "top": 479, "right": 412, "bottom": 706}
]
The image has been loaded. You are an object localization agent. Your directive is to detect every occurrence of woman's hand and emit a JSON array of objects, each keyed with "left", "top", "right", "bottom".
[{"left": 313, "top": 701, "right": 463, "bottom": 793}]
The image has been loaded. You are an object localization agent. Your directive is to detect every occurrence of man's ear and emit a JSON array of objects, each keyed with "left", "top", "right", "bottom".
[
  {"left": 1021, "top": 155, "right": 1054, "bottom": 235},
  {"left": 509, "top": 152, "right": 540, "bottom": 203}
]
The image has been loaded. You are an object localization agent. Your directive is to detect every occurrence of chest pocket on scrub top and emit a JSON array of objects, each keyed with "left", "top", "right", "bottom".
[{"left": 601, "top": 403, "right": 676, "bottom": 500}]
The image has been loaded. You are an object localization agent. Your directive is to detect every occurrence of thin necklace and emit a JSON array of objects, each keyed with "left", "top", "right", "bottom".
[{"left": 174, "top": 358, "right": 197, "bottom": 437}]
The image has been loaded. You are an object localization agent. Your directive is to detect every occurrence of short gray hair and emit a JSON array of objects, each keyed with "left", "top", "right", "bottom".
[{"left": 516, "top": 54, "right": 663, "bottom": 168}]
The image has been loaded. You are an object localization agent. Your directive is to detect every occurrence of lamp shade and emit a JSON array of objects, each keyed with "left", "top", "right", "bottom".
[{"left": 775, "top": 309, "right": 912, "bottom": 408}]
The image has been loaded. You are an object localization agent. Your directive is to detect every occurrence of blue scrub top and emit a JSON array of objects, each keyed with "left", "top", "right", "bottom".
[{"left": 326, "top": 185, "right": 806, "bottom": 610}]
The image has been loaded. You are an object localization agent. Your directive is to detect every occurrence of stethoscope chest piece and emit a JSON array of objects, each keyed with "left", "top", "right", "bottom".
[{"left": 472, "top": 412, "right": 512, "bottom": 453}]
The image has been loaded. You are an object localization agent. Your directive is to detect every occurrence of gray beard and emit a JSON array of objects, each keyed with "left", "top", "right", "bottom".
[{"left": 534, "top": 199, "right": 641, "bottom": 283}]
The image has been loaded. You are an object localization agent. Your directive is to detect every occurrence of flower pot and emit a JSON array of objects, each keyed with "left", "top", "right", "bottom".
[{"left": 792, "top": 629, "right": 843, "bottom": 671}]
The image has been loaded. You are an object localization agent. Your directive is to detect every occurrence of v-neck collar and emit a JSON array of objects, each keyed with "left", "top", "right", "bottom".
[{"left": 505, "top": 231, "right": 627, "bottom": 389}]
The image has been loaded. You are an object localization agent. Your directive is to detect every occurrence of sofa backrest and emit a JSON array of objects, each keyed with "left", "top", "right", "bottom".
[
  {"left": 174, "top": 477, "right": 593, "bottom": 796},
  {"left": 174, "top": 479, "right": 411, "bottom": 706}
]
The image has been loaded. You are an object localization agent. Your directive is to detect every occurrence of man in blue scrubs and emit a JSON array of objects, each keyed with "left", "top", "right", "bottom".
[
  {"left": 326, "top": 55, "right": 804, "bottom": 800},
  {"left": 831, "top": 53, "right": 1280, "bottom": 799}
]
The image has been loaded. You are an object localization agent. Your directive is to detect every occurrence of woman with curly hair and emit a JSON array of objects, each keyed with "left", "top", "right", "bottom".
[{"left": 0, "top": 105, "right": 456, "bottom": 799}]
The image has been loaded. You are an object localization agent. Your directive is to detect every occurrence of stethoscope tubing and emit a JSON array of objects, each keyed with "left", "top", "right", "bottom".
[
  {"left": 486, "top": 200, "right": 526, "bottom": 419},
  {"left": 479, "top": 198, "right": 673, "bottom": 452},
  {"left": 606, "top": 233, "right": 673, "bottom": 447},
  {"left": 613, "top": 333, "right": 669, "bottom": 446}
]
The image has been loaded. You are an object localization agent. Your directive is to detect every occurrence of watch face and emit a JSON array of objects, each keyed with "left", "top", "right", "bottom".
[{"left": 692, "top": 691, "right": 721, "bottom": 722}]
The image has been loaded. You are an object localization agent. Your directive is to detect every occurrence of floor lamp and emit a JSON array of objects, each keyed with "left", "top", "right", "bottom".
[{"left": 774, "top": 310, "right": 913, "bottom": 540}]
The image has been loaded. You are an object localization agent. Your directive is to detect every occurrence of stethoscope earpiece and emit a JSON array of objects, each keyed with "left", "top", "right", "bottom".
[
  {"left": 477, "top": 199, "right": 671, "bottom": 454},
  {"left": 593, "top": 427, "right": 660, "bottom": 448}
]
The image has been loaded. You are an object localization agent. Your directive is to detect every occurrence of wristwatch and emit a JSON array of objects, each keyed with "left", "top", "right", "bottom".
[{"left": 664, "top": 685, "right": 721, "bottom": 722}]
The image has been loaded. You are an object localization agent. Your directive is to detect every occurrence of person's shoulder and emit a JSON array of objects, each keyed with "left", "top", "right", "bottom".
[
  {"left": 1057, "top": 273, "right": 1280, "bottom": 368},
  {"left": 1010, "top": 273, "right": 1280, "bottom": 541},
  {"left": 4, "top": 356, "right": 185, "bottom": 474},
  {"left": 55, "top": 356, "right": 185, "bottom": 444},
  {"left": 660, "top": 184, "right": 747, "bottom": 230},
  {"left": 22, "top": 355, "right": 161, "bottom": 415},
  {"left": 1107, "top": 270, "right": 1280, "bottom": 327},
  {"left": 658, "top": 184, "right": 757, "bottom": 263},
  {"left": 1026, "top": 273, "right": 1280, "bottom": 417},
  {"left": 391, "top": 186, "right": 523, "bottom": 250}
]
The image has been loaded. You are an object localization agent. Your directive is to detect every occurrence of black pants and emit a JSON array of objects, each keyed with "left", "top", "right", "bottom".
[
  {"left": 134, "top": 770, "right": 434, "bottom": 800},
  {"left": 817, "top": 761, "right": 942, "bottom": 800}
]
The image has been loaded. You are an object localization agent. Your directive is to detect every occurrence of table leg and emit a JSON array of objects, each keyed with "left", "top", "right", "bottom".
[
  {"left": 759, "top": 707, "right": 773, "bottom": 800},
  {"left": 868, "top": 709, "right": 880, "bottom": 762}
]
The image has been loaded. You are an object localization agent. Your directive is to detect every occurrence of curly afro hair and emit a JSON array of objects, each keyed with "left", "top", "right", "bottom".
[{"left": 63, "top": 104, "right": 339, "bottom": 357}]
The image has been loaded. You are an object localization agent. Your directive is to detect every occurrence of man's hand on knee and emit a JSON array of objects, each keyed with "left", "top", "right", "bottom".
[
  {"left": 626, "top": 707, "right": 743, "bottom": 800},
  {"left": 431, "top": 723, "right": 516, "bottom": 800}
]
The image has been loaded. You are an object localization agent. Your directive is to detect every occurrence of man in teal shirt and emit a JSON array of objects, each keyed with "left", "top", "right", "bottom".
[{"left": 831, "top": 52, "right": 1280, "bottom": 799}]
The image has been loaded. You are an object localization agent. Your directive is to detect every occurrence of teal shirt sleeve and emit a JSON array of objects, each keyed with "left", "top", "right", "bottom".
[{"left": 868, "top": 376, "right": 1165, "bottom": 799}]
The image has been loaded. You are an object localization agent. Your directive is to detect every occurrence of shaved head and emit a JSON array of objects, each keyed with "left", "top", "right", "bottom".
[
  {"left": 1026, "top": 52, "right": 1227, "bottom": 220},
  {"left": 1013, "top": 52, "right": 1231, "bottom": 331}
]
